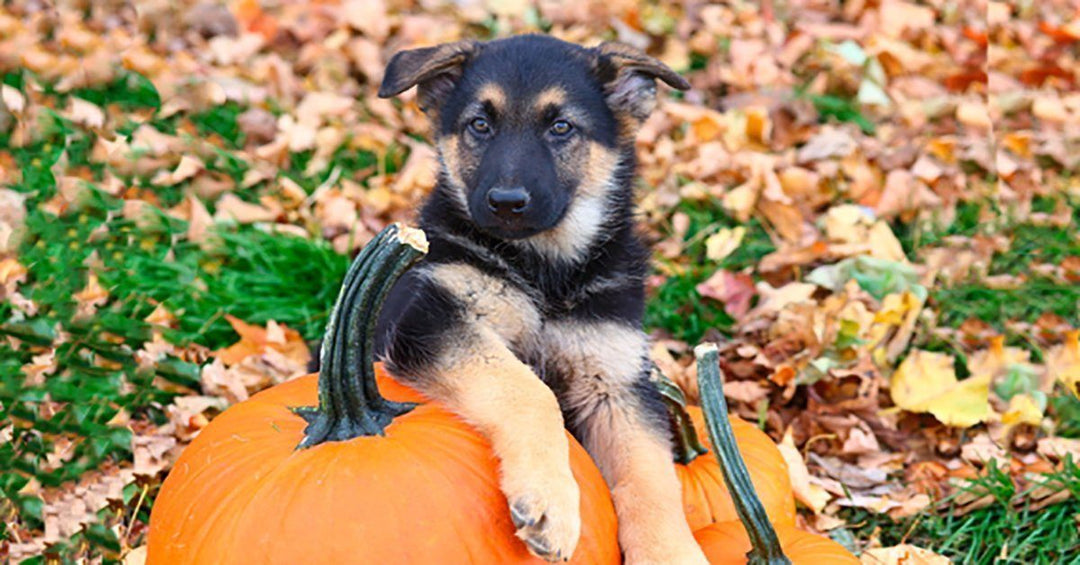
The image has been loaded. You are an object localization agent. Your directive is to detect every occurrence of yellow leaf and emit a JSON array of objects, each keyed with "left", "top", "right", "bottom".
[
  {"left": 967, "top": 335, "right": 1030, "bottom": 380},
  {"left": 1047, "top": 330, "right": 1080, "bottom": 396},
  {"left": 722, "top": 182, "right": 758, "bottom": 222},
  {"left": 891, "top": 350, "right": 992, "bottom": 427},
  {"left": 867, "top": 220, "right": 906, "bottom": 262},
  {"left": 1002, "top": 394, "right": 1043, "bottom": 427},
  {"left": 704, "top": 226, "right": 745, "bottom": 262}
]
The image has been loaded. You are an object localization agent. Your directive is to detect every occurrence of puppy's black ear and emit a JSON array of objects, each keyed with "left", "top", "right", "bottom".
[
  {"left": 592, "top": 42, "right": 690, "bottom": 122},
  {"left": 378, "top": 40, "right": 478, "bottom": 114}
]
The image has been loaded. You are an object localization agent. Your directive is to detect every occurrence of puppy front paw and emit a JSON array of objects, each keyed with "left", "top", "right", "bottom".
[{"left": 503, "top": 467, "right": 581, "bottom": 562}]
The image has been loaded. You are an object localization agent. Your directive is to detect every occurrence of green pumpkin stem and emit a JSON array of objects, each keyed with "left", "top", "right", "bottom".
[
  {"left": 295, "top": 223, "right": 428, "bottom": 448},
  {"left": 650, "top": 364, "right": 709, "bottom": 465},
  {"left": 695, "top": 343, "right": 791, "bottom": 565}
]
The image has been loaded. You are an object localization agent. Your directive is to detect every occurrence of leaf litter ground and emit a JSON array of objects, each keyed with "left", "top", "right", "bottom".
[{"left": 1, "top": 0, "right": 1078, "bottom": 563}]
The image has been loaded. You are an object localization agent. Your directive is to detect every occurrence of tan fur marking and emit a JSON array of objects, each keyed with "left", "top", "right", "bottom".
[
  {"left": 541, "top": 321, "right": 646, "bottom": 384},
  {"left": 521, "top": 142, "right": 619, "bottom": 262},
  {"left": 427, "top": 263, "right": 541, "bottom": 345},
  {"left": 544, "top": 321, "right": 707, "bottom": 565},
  {"left": 436, "top": 324, "right": 581, "bottom": 562},
  {"left": 477, "top": 83, "right": 507, "bottom": 113},
  {"left": 437, "top": 136, "right": 471, "bottom": 213},
  {"left": 578, "top": 142, "right": 619, "bottom": 198},
  {"left": 600, "top": 425, "right": 706, "bottom": 565},
  {"left": 533, "top": 86, "right": 567, "bottom": 111}
]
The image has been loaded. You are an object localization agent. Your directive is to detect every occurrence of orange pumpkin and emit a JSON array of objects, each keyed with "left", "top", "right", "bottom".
[
  {"left": 654, "top": 372, "right": 796, "bottom": 530},
  {"left": 695, "top": 522, "right": 858, "bottom": 565},
  {"left": 147, "top": 225, "right": 620, "bottom": 565},
  {"left": 679, "top": 406, "right": 796, "bottom": 529},
  {"left": 692, "top": 344, "right": 858, "bottom": 565}
]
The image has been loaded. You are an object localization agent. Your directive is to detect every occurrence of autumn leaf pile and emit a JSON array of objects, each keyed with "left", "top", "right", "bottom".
[{"left": 0, "top": 0, "right": 1078, "bottom": 562}]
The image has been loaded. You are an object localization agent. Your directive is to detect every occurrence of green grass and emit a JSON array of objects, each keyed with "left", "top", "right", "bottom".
[
  {"left": 645, "top": 198, "right": 775, "bottom": 344},
  {"left": 838, "top": 461, "right": 1080, "bottom": 563},
  {"left": 810, "top": 93, "right": 876, "bottom": 134},
  {"left": 0, "top": 84, "right": 351, "bottom": 560},
  {"left": 991, "top": 223, "right": 1080, "bottom": 275},
  {"left": 893, "top": 195, "right": 1080, "bottom": 329},
  {"left": 932, "top": 281, "right": 1080, "bottom": 328}
]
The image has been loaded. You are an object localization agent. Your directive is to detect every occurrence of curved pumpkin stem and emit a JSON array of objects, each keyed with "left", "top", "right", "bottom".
[
  {"left": 650, "top": 364, "right": 709, "bottom": 464},
  {"left": 695, "top": 343, "right": 791, "bottom": 565},
  {"left": 295, "top": 223, "right": 428, "bottom": 448}
]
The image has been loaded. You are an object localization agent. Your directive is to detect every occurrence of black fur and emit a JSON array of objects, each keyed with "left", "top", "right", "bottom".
[{"left": 373, "top": 34, "right": 684, "bottom": 431}]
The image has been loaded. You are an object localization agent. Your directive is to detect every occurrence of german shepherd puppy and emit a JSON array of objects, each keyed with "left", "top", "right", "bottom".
[{"left": 374, "top": 35, "right": 707, "bottom": 564}]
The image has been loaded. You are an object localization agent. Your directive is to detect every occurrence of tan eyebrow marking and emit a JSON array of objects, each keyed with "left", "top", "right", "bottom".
[
  {"left": 476, "top": 83, "right": 507, "bottom": 112},
  {"left": 533, "top": 86, "right": 567, "bottom": 111}
]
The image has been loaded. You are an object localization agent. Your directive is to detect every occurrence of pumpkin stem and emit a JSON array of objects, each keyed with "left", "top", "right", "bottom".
[
  {"left": 650, "top": 364, "right": 708, "bottom": 464},
  {"left": 694, "top": 343, "right": 791, "bottom": 565},
  {"left": 295, "top": 223, "right": 429, "bottom": 448}
]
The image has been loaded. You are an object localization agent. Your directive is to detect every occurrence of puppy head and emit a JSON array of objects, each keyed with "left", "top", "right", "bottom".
[{"left": 380, "top": 36, "right": 688, "bottom": 245}]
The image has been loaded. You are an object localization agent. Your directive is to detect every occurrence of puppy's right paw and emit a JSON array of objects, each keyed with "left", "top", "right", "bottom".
[{"left": 503, "top": 468, "right": 581, "bottom": 562}]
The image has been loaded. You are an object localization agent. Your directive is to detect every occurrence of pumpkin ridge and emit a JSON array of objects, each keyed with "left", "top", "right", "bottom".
[{"left": 179, "top": 433, "right": 307, "bottom": 562}]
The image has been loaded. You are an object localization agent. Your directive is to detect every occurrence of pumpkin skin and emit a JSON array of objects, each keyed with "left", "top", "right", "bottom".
[
  {"left": 148, "top": 366, "right": 620, "bottom": 564},
  {"left": 678, "top": 406, "right": 797, "bottom": 531},
  {"left": 695, "top": 521, "right": 858, "bottom": 565}
]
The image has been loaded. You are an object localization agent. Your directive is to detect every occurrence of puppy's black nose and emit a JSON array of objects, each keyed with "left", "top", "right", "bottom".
[{"left": 487, "top": 187, "right": 530, "bottom": 218}]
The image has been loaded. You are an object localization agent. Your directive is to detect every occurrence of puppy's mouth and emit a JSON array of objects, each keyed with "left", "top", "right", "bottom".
[{"left": 470, "top": 200, "right": 569, "bottom": 241}]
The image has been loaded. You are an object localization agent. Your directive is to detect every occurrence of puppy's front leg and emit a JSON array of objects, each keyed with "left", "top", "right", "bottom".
[
  {"left": 383, "top": 272, "right": 579, "bottom": 562},
  {"left": 438, "top": 325, "right": 581, "bottom": 561},
  {"left": 551, "top": 322, "right": 707, "bottom": 565}
]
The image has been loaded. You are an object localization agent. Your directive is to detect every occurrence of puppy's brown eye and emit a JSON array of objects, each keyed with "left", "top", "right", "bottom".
[
  {"left": 550, "top": 120, "right": 573, "bottom": 136},
  {"left": 469, "top": 117, "right": 491, "bottom": 134}
]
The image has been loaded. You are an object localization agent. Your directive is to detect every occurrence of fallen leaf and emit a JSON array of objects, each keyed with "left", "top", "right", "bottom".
[
  {"left": 73, "top": 271, "right": 109, "bottom": 318},
  {"left": 723, "top": 380, "right": 770, "bottom": 404},
  {"left": 750, "top": 282, "right": 818, "bottom": 317},
  {"left": 123, "top": 546, "right": 148, "bottom": 565},
  {"left": 778, "top": 428, "right": 832, "bottom": 513},
  {"left": 214, "top": 193, "right": 280, "bottom": 224},
  {"left": 66, "top": 97, "right": 105, "bottom": 129},
  {"left": 214, "top": 315, "right": 310, "bottom": 367},
  {"left": 1002, "top": 393, "right": 1043, "bottom": 427},
  {"left": 861, "top": 544, "right": 950, "bottom": 564},
  {"left": 797, "top": 127, "right": 857, "bottom": 163},
  {"left": 705, "top": 226, "right": 746, "bottom": 262},
  {"left": 151, "top": 155, "right": 204, "bottom": 186},
  {"left": 696, "top": 269, "right": 756, "bottom": 319},
  {"left": 1046, "top": 330, "right": 1080, "bottom": 395},
  {"left": 2, "top": 84, "right": 25, "bottom": 113},
  {"left": 1037, "top": 437, "right": 1080, "bottom": 462},
  {"left": 890, "top": 350, "right": 992, "bottom": 427}
]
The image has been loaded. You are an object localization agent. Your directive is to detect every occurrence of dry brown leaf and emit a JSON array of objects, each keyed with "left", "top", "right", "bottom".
[
  {"left": 778, "top": 428, "right": 832, "bottom": 513},
  {"left": 861, "top": 544, "right": 950, "bottom": 565},
  {"left": 73, "top": 271, "right": 109, "bottom": 319},
  {"left": 214, "top": 193, "right": 280, "bottom": 224},
  {"left": 696, "top": 269, "right": 756, "bottom": 320},
  {"left": 151, "top": 155, "right": 204, "bottom": 186}
]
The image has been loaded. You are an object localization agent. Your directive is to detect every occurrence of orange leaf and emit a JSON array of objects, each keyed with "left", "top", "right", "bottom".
[{"left": 214, "top": 315, "right": 310, "bottom": 367}]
